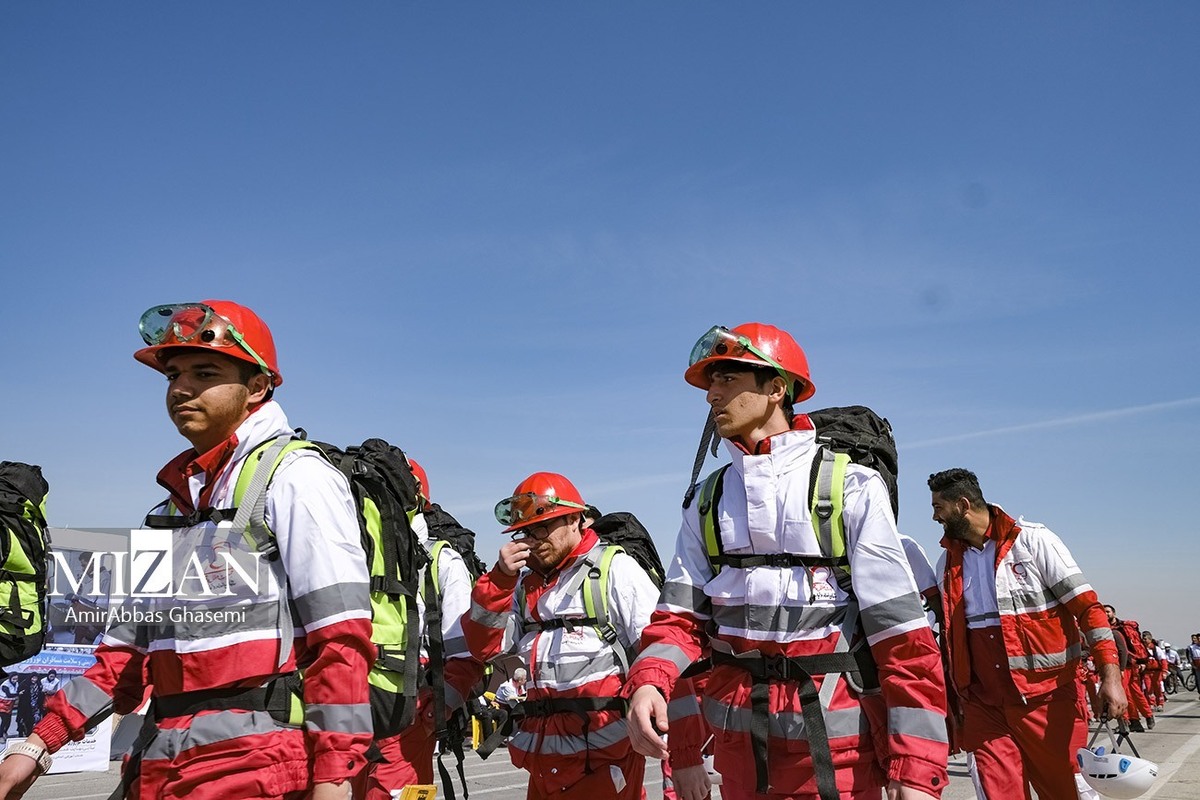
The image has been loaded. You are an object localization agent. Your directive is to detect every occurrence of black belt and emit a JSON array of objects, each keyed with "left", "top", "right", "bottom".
[
  {"left": 477, "top": 695, "right": 627, "bottom": 772},
  {"left": 153, "top": 674, "right": 299, "bottom": 724}
]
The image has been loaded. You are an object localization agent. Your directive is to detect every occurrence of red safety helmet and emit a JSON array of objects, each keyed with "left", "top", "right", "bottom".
[
  {"left": 135, "top": 300, "right": 282, "bottom": 386},
  {"left": 494, "top": 472, "right": 588, "bottom": 533},
  {"left": 409, "top": 458, "right": 430, "bottom": 505},
  {"left": 684, "top": 322, "right": 814, "bottom": 402}
]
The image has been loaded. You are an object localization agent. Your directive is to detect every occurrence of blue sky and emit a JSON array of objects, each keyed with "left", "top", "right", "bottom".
[{"left": 4, "top": 4, "right": 1198, "bottom": 644}]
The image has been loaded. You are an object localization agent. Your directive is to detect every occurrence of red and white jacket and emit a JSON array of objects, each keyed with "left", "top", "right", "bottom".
[
  {"left": 36, "top": 402, "right": 375, "bottom": 785},
  {"left": 937, "top": 506, "right": 1118, "bottom": 702},
  {"left": 462, "top": 529, "right": 659, "bottom": 794},
  {"left": 625, "top": 418, "right": 949, "bottom": 797}
]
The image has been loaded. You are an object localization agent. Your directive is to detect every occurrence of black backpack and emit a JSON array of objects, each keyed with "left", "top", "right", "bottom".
[
  {"left": 589, "top": 511, "right": 665, "bottom": 589},
  {"left": 808, "top": 405, "right": 900, "bottom": 518},
  {"left": 424, "top": 503, "right": 488, "bottom": 582},
  {"left": 0, "top": 462, "right": 51, "bottom": 670}
]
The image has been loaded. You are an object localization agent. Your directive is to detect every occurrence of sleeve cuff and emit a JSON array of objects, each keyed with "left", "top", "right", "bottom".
[
  {"left": 488, "top": 567, "right": 519, "bottom": 590},
  {"left": 887, "top": 754, "right": 948, "bottom": 799},
  {"left": 32, "top": 713, "right": 74, "bottom": 754},
  {"left": 312, "top": 750, "right": 368, "bottom": 785},
  {"left": 668, "top": 743, "right": 704, "bottom": 769}
]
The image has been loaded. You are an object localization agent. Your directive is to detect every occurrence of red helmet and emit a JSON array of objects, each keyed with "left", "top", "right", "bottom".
[
  {"left": 684, "top": 322, "right": 814, "bottom": 402},
  {"left": 135, "top": 300, "right": 282, "bottom": 386},
  {"left": 409, "top": 458, "right": 430, "bottom": 505},
  {"left": 494, "top": 472, "right": 587, "bottom": 533}
]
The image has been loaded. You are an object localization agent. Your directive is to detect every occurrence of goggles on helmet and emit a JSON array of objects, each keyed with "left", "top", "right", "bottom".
[
  {"left": 494, "top": 492, "right": 587, "bottom": 527},
  {"left": 139, "top": 303, "right": 272, "bottom": 376},
  {"left": 689, "top": 325, "right": 793, "bottom": 392}
]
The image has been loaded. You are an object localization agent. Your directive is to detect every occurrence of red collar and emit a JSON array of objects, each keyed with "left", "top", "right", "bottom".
[
  {"left": 155, "top": 431, "right": 241, "bottom": 516},
  {"left": 733, "top": 413, "right": 815, "bottom": 455}
]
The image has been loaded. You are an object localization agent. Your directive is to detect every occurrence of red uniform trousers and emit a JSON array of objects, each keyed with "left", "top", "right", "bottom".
[
  {"left": 351, "top": 722, "right": 437, "bottom": 800},
  {"left": 1122, "top": 666, "right": 1154, "bottom": 721},
  {"left": 961, "top": 684, "right": 1087, "bottom": 800},
  {"left": 1142, "top": 665, "right": 1163, "bottom": 707},
  {"left": 523, "top": 750, "right": 646, "bottom": 800},
  {"left": 719, "top": 783, "right": 884, "bottom": 800}
]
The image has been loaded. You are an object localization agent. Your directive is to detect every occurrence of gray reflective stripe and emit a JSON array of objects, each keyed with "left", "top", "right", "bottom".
[
  {"left": 859, "top": 592, "right": 927, "bottom": 638},
  {"left": 712, "top": 602, "right": 845, "bottom": 634},
  {"left": 966, "top": 611, "right": 1001, "bottom": 625},
  {"left": 509, "top": 718, "right": 628, "bottom": 756},
  {"left": 61, "top": 676, "right": 113, "bottom": 720},
  {"left": 444, "top": 684, "right": 465, "bottom": 713},
  {"left": 1085, "top": 627, "right": 1115, "bottom": 646},
  {"left": 537, "top": 651, "right": 624, "bottom": 685},
  {"left": 157, "top": 600, "right": 282, "bottom": 641},
  {"left": 142, "top": 709, "right": 290, "bottom": 761},
  {"left": 660, "top": 581, "right": 708, "bottom": 613},
  {"left": 1048, "top": 573, "right": 1087, "bottom": 599},
  {"left": 667, "top": 694, "right": 702, "bottom": 723},
  {"left": 104, "top": 611, "right": 149, "bottom": 647},
  {"left": 1008, "top": 643, "right": 1082, "bottom": 672},
  {"left": 305, "top": 702, "right": 372, "bottom": 734},
  {"left": 1009, "top": 587, "right": 1057, "bottom": 611},
  {"left": 813, "top": 450, "right": 836, "bottom": 555},
  {"left": 442, "top": 635, "right": 469, "bottom": 658},
  {"left": 634, "top": 642, "right": 694, "bottom": 672},
  {"left": 702, "top": 696, "right": 867, "bottom": 741},
  {"left": 469, "top": 601, "right": 508, "bottom": 630},
  {"left": 292, "top": 582, "right": 371, "bottom": 629},
  {"left": 888, "top": 706, "right": 948, "bottom": 743}
]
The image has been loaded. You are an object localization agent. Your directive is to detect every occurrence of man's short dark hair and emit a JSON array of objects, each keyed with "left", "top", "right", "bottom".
[
  {"left": 705, "top": 362, "right": 796, "bottom": 424},
  {"left": 233, "top": 359, "right": 275, "bottom": 400},
  {"left": 927, "top": 468, "right": 986, "bottom": 507}
]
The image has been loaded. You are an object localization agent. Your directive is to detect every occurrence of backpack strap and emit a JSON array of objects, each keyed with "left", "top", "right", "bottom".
[
  {"left": 808, "top": 447, "right": 853, "bottom": 595},
  {"left": 697, "top": 465, "right": 730, "bottom": 576},
  {"left": 582, "top": 544, "right": 632, "bottom": 672}
]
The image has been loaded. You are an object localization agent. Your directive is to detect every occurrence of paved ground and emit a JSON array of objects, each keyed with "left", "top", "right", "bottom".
[{"left": 21, "top": 693, "right": 1200, "bottom": 799}]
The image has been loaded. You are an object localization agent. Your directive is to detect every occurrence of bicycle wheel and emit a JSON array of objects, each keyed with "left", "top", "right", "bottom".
[
  {"left": 1185, "top": 672, "right": 1197, "bottom": 692},
  {"left": 1165, "top": 675, "right": 1177, "bottom": 695}
]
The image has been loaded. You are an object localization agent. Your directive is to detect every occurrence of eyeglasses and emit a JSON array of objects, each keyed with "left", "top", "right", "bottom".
[
  {"left": 688, "top": 325, "right": 792, "bottom": 393},
  {"left": 494, "top": 492, "right": 587, "bottom": 527},
  {"left": 139, "top": 303, "right": 272, "bottom": 375}
]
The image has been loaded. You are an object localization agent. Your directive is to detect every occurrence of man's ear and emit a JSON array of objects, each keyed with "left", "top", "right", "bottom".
[
  {"left": 768, "top": 375, "right": 788, "bottom": 402},
  {"left": 247, "top": 372, "right": 272, "bottom": 404}
]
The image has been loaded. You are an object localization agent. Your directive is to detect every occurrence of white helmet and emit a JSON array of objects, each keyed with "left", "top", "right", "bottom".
[{"left": 1077, "top": 745, "right": 1158, "bottom": 799}]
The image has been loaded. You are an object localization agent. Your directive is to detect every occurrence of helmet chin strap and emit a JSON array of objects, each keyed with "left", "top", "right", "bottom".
[{"left": 682, "top": 410, "right": 720, "bottom": 509}]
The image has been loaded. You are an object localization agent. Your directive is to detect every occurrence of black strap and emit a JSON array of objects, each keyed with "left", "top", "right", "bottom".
[
  {"left": 682, "top": 411, "right": 720, "bottom": 509},
  {"left": 529, "top": 615, "right": 603, "bottom": 632},
  {"left": 152, "top": 674, "right": 299, "bottom": 725},
  {"left": 476, "top": 696, "right": 627, "bottom": 764},
  {"left": 143, "top": 507, "right": 238, "bottom": 529},
  {"left": 711, "top": 649, "right": 854, "bottom": 799},
  {"left": 711, "top": 553, "right": 848, "bottom": 570}
]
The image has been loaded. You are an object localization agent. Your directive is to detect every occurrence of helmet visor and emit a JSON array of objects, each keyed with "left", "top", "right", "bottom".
[
  {"left": 688, "top": 325, "right": 793, "bottom": 393},
  {"left": 139, "top": 303, "right": 272, "bottom": 375},
  {"left": 494, "top": 492, "right": 587, "bottom": 527}
]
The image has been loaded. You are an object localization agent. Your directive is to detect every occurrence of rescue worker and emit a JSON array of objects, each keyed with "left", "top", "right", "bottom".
[
  {"left": 0, "top": 301, "right": 374, "bottom": 800},
  {"left": 627, "top": 323, "right": 949, "bottom": 800},
  {"left": 1190, "top": 635, "right": 1200, "bottom": 697},
  {"left": 352, "top": 459, "right": 485, "bottom": 800},
  {"left": 462, "top": 472, "right": 659, "bottom": 800},
  {"left": 1104, "top": 604, "right": 1155, "bottom": 732},
  {"left": 929, "top": 468, "right": 1126, "bottom": 799},
  {"left": 1141, "top": 632, "right": 1165, "bottom": 712}
]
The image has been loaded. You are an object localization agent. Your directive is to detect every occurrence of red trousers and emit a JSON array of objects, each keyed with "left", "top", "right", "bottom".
[
  {"left": 961, "top": 683, "right": 1087, "bottom": 800},
  {"left": 1142, "top": 667, "right": 1164, "bottom": 707},
  {"left": 351, "top": 723, "right": 437, "bottom": 800},
  {"left": 524, "top": 751, "right": 646, "bottom": 800},
  {"left": 719, "top": 782, "right": 884, "bottom": 800},
  {"left": 1122, "top": 667, "right": 1154, "bottom": 721}
]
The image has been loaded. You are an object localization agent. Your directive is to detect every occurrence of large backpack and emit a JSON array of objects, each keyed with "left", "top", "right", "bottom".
[
  {"left": 589, "top": 511, "right": 665, "bottom": 590},
  {"left": 0, "top": 462, "right": 51, "bottom": 671},
  {"left": 688, "top": 405, "right": 896, "bottom": 799},
  {"left": 1121, "top": 619, "right": 1149, "bottom": 663}
]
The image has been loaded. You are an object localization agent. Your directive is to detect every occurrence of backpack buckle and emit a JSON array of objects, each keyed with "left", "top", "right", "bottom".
[{"left": 814, "top": 500, "right": 834, "bottom": 520}]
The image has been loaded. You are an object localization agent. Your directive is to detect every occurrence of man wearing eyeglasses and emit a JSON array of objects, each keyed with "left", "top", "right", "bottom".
[
  {"left": 461, "top": 472, "right": 660, "bottom": 800},
  {"left": 626, "top": 323, "right": 949, "bottom": 800},
  {"left": 0, "top": 301, "right": 373, "bottom": 800}
]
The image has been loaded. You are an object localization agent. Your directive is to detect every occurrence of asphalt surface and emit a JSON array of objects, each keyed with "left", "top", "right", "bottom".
[{"left": 20, "top": 693, "right": 1200, "bottom": 799}]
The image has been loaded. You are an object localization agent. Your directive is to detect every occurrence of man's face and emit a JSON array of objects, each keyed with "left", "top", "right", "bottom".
[
  {"left": 705, "top": 368, "right": 780, "bottom": 442},
  {"left": 931, "top": 492, "right": 971, "bottom": 540},
  {"left": 515, "top": 514, "right": 582, "bottom": 572},
  {"left": 1104, "top": 606, "right": 1117, "bottom": 624},
  {"left": 162, "top": 352, "right": 265, "bottom": 452}
]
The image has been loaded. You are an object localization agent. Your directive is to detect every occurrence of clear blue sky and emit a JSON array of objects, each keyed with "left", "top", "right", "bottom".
[{"left": 4, "top": 5, "right": 1197, "bottom": 644}]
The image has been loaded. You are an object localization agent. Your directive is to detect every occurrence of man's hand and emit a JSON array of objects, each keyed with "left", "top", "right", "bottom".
[
  {"left": 312, "top": 780, "right": 351, "bottom": 800},
  {"left": 886, "top": 782, "right": 938, "bottom": 800},
  {"left": 496, "top": 540, "right": 531, "bottom": 577},
  {"left": 671, "top": 764, "right": 711, "bottom": 800},
  {"left": 1098, "top": 663, "right": 1129, "bottom": 720},
  {"left": 626, "top": 685, "right": 669, "bottom": 759},
  {"left": 0, "top": 734, "right": 48, "bottom": 800}
]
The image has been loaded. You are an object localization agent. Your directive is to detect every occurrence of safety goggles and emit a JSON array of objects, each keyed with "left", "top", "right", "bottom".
[
  {"left": 689, "top": 325, "right": 790, "bottom": 386},
  {"left": 138, "top": 303, "right": 272, "bottom": 375},
  {"left": 494, "top": 493, "right": 587, "bottom": 527}
]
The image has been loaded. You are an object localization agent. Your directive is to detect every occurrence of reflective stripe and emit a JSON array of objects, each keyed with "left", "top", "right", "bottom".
[
  {"left": 660, "top": 581, "right": 708, "bottom": 613},
  {"left": 701, "top": 696, "right": 867, "bottom": 741},
  {"left": 536, "top": 650, "right": 624, "bottom": 686},
  {"left": 442, "top": 635, "right": 469, "bottom": 657},
  {"left": 292, "top": 582, "right": 372, "bottom": 630},
  {"left": 859, "top": 593, "right": 927, "bottom": 638},
  {"left": 635, "top": 642, "right": 695, "bottom": 672},
  {"left": 1008, "top": 643, "right": 1082, "bottom": 672},
  {"left": 142, "top": 709, "right": 291, "bottom": 761},
  {"left": 1084, "top": 626, "right": 1115, "bottom": 646},
  {"left": 967, "top": 611, "right": 1001, "bottom": 626},
  {"left": 509, "top": 718, "right": 629, "bottom": 756},
  {"left": 304, "top": 702, "right": 372, "bottom": 734},
  {"left": 667, "top": 694, "right": 702, "bottom": 723},
  {"left": 444, "top": 683, "right": 465, "bottom": 713},
  {"left": 888, "top": 706, "right": 948, "bottom": 743},
  {"left": 713, "top": 602, "right": 845, "bottom": 635},
  {"left": 469, "top": 601, "right": 508, "bottom": 630},
  {"left": 1048, "top": 573, "right": 1088, "bottom": 599},
  {"left": 1008, "top": 586, "right": 1058, "bottom": 612},
  {"left": 61, "top": 676, "right": 112, "bottom": 719},
  {"left": 156, "top": 601, "right": 281, "bottom": 641}
]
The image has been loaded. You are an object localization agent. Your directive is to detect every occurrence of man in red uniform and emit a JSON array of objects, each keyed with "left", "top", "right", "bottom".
[
  {"left": 627, "top": 323, "right": 948, "bottom": 800},
  {"left": 0, "top": 301, "right": 374, "bottom": 800},
  {"left": 931, "top": 468, "right": 1126, "bottom": 799},
  {"left": 1104, "top": 604, "right": 1155, "bottom": 732}
]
